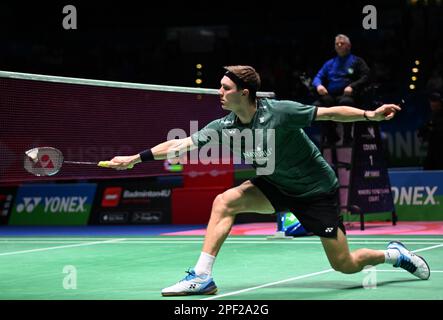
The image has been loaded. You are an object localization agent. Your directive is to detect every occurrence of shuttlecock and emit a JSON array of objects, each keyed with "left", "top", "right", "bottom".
[{"left": 25, "top": 148, "right": 39, "bottom": 163}]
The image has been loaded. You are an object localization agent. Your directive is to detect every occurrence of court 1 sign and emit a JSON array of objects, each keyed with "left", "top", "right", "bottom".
[
  {"left": 348, "top": 123, "right": 395, "bottom": 214},
  {"left": 389, "top": 170, "right": 443, "bottom": 220},
  {"left": 9, "top": 183, "right": 97, "bottom": 225}
]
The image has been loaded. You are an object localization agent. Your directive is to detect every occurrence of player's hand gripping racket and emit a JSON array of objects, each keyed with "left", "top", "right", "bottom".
[{"left": 23, "top": 147, "right": 133, "bottom": 176}]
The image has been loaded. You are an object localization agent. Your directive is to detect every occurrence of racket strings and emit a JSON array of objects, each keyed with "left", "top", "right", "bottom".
[
  {"left": 24, "top": 147, "right": 110, "bottom": 176},
  {"left": 24, "top": 147, "right": 65, "bottom": 176}
]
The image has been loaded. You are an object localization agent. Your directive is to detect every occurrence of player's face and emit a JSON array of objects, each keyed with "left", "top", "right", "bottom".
[
  {"left": 335, "top": 38, "right": 351, "bottom": 56},
  {"left": 218, "top": 76, "right": 243, "bottom": 111}
]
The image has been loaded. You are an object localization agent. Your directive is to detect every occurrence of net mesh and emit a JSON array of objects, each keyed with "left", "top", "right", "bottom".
[{"left": 0, "top": 71, "right": 274, "bottom": 185}]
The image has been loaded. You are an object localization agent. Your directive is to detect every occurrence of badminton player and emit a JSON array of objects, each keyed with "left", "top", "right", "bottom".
[{"left": 105, "top": 65, "right": 430, "bottom": 296}]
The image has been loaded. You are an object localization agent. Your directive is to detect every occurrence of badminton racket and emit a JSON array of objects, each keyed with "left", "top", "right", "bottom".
[{"left": 23, "top": 146, "right": 132, "bottom": 176}]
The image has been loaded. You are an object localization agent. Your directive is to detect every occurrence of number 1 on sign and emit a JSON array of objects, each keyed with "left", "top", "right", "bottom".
[{"left": 369, "top": 155, "right": 374, "bottom": 166}]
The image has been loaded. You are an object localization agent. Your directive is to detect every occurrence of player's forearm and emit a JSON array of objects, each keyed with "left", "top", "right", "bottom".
[
  {"left": 151, "top": 138, "right": 193, "bottom": 160},
  {"left": 323, "top": 106, "right": 374, "bottom": 122}
]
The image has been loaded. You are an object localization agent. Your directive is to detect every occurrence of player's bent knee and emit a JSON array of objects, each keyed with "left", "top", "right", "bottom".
[
  {"left": 331, "top": 263, "right": 354, "bottom": 274},
  {"left": 212, "top": 193, "right": 239, "bottom": 215},
  {"left": 212, "top": 194, "right": 226, "bottom": 212}
]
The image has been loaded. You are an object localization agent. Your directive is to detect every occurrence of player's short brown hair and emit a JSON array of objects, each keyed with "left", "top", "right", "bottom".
[{"left": 224, "top": 65, "right": 261, "bottom": 102}]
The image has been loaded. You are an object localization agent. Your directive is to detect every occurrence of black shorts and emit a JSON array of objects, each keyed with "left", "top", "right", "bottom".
[{"left": 250, "top": 177, "right": 346, "bottom": 238}]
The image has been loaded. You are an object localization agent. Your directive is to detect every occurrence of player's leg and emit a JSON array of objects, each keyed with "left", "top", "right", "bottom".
[
  {"left": 293, "top": 191, "right": 383, "bottom": 273},
  {"left": 321, "top": 228, "right": 430, "bottom": 279},
  {"left": 320, "top": 227, "right": 384, "bottom": 274},
  {"left": 161, "top": 180, "right": 275, "bottom": 296},
  {"left": 201, "top": 180, "right": 274, "bottom": 257}
]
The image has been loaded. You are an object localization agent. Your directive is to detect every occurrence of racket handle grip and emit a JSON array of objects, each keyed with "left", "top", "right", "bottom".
[
  {"left": 98, "top": 161, "right": 134, "bottom": 169},
  {"left": 98, "top": 161, "right": 110, "bottom": 168}
]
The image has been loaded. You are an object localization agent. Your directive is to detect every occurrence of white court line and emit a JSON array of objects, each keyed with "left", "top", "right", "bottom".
[
  {"left": 1, "top": 237, "right": 443, "bottom": 241},
  {"left": 0, "top": 237, "right": 134, "bottom": 241},
  {"left": 91, "top": 241, "right": 443, "bottom": 245},
  {"left": 376, "top": 270, "right": 443, "bottom": 273},
  {"left": 0, "top": 238, "right": 126, "bottom": 257},
  {"left": 413, "top": 243, "right": 443, "bottom": 253},
  {"left": 344, "top": 237, "right": 443, "bottom": 241},
  {"left": 202, "top": 242, "right": 443, "bottom": 300},
  {"left": 202, "top": 269, "right": 335, "bottom": 300},
  {"left": 2, "top": 240, "right": 442, "bottom": 246},
  {"left": 1, "top": 236, "right": 443, "bottom": 241}
]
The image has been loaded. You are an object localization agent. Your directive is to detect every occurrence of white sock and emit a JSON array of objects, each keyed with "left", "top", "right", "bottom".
[
  {"left": 194, "top": 252, "right": 216, "bottom": 277},
  {"left": 384, "top": 249, "right": 400, "bottom": 265}
]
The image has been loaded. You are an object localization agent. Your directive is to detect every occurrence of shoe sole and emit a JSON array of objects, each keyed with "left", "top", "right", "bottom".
[
  {"left": 388, "top": 241, "right": 431, "bottom": 280},
  {"left": 161, "top": 287, "right": 218, "bottom": 297},
  {"left": 416, "top": 254, "right": 431, "bottom": 280}
]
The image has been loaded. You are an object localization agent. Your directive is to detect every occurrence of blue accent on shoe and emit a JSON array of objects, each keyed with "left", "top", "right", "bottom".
[
  {"left": 387, "top": 240, "right": 431, "bottom": 280},
  {"left": 395, "top": 254, "right": 417, "bottom": 273},
  {"left": 200, "top": 280, "right": 216, "bottom": 291},
  {"left": 388, "top": 241, "right": 414, "bottom": 268},
  {"left": 180, "top": 269, "right": 217, "bottom": 294},
  {"left": 183, "top": 269, "right": 198, "bottom": 281}
]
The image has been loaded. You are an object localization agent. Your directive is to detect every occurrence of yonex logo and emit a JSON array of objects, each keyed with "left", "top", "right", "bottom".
[
  {"left": 45, "top": 197, "right": 87, "bottom": 213},
  {"left": 362, "top": 126, "right": 376, "bottom": 139},
  {"left": 391, "top": 186, "right": 438, "bottom": 205},
  {"left": 33, "top": 154, "right": 55, "bottom": 169},
  {"left": 16, "top": 197, "right": 42, "bottom": 213},
  {"left": 16, "top": 197, "right": 87, "bottom": 213},
  {"left": 325, "top": 227, "right": 334, "bottom": 233}
]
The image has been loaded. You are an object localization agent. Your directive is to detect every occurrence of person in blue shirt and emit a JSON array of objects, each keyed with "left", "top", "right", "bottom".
[{"left": 313, "top": 34, "right": 370, "bottom": 145}]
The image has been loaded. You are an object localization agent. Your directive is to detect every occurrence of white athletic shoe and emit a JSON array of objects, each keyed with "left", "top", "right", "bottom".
[
  {"left": 387, "top": 241, "right": 430, "bottom": 280},
  {"left": 161, "top": 269, "right": 218, "bottom": 296}
]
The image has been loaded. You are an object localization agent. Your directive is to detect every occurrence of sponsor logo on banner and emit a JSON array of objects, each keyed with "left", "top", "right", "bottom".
[
  {"left": 0, "top": 194, "right": 14, "bottom": 216},
  {"left": 93, "top": 181, "right": 172, "bottom": 225},
  {"left": 100, "top": 212, "right": 128, "bottom": 223},
  {"left": 388, "top": 170, "right": 443, "bottom": 219},
  {"left": 15, "top": 196, "right": 88, "bottom": 213},
  {"left": 391, "top": 186, "right": 438, "bottom": 205},
  {"left": 100, "top": 187, "right": 171, "bottom": 207},
  {"left": 131, "top": 211, "right": 162, "bottom": 223},
  {"left": 99, "top": 211, "right": 163, "bottom": 224},
  {"left": 10, "top": 184, "right": 96, "bottom": 225},
  {"left": 0, "top": 187, "right": 16, "bottom": 224},
  {"left": 123, "top": 189, "right": 171, "bottom": 199},
  {"left": 101, "top": 187, "right": 123, "bottom": 207}
]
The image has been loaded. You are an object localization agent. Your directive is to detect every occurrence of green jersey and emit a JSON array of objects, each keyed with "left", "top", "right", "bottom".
[{"left": 190, "top": 98, "right": 338, "bottom": 198}]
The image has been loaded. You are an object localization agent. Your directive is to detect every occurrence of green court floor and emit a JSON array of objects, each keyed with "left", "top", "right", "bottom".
[{"left": 0, "top": 235, "right": 442, "bottom": 300}]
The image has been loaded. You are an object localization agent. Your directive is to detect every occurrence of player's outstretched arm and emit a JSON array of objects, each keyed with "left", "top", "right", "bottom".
[
  {"left": 315, "top": 104, "right": 401, "bottom": 122},
  {"left": 104, "top": 137, "right": 196, "bottom": 170}
]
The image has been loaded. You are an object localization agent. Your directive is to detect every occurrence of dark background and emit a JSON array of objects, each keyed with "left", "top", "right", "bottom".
[{"left": 1, "top": 0, "right": 442, "bottom": 100}]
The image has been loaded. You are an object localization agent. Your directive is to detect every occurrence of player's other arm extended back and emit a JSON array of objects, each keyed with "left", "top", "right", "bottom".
[{"left": 315, "top": 104, "right": 400, "bottom": 122}]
